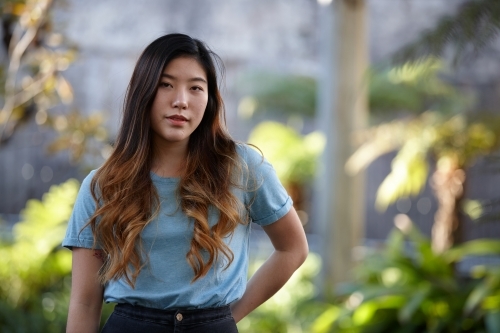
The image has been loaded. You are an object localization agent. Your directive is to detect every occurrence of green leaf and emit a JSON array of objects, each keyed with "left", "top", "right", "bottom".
[
  {"left": 353, "top": 301, "right": 378, "bottom": 326},
  {"left": 311, "top": 305, "right": 340, "bottom": 333},
  {"left": 369, "top": 58, "right": 462, "bottom": 118},
  {"left": 464, "top": 274, "right": 500, "bottom": 315},
  {"left": 444, "top": 239, "right": 500, "bottom": 262},
  {"left": 375, "top": 144, "right": 429, "bottom": 210},
  {"left": 386, "top": 229, "right": 406, "bottom": 255},
  {"left": 398, "top": 283, "right": 431, "bottom": 322}
]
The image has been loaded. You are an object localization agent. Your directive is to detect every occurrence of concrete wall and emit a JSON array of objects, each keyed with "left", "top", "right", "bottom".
[{"left": 55, "top": 0, "right": 319, "bottom": 138}]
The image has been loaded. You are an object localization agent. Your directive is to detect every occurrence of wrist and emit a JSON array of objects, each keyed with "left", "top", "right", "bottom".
[{"left": 230, "top": 300, "right": 245, "bottom": 323}]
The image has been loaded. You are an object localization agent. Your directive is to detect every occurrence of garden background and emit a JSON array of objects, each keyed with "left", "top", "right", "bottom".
[{"left": 1, "top": 0, "right": 500, "bottom": 332}]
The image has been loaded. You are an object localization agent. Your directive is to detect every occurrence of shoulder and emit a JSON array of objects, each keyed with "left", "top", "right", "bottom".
[
  {"left": 235, "top": 142, "right": 264, "bottom": 166},
  {"left": 82, "top": 169, "right": 98, "bottom": 185},
  {"left": 75, "top": 169, "right": 99, "bottom": 202},
  {"left": 80, "top": 169, "right": 98, "bottom": 191},
  {"left": 236, "top": 144, "right": 292, "bottom": 225}
]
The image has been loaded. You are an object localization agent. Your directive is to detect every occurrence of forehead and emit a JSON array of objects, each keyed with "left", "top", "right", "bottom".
[{"left": 162, "top": 57, "right": 207, "bottom": 79}]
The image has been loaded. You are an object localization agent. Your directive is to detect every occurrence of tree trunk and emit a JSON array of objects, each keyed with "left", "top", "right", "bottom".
[
  {"left": 431, "top": 157, "right": 466, "bottom": 253},
  {"left": 315, "top": 0, "right": 368, "bottom": 295}
]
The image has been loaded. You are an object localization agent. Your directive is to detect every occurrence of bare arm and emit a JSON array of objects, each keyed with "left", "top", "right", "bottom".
[
  {"left": 66, "top": 248, "right": 105, "bottom": 333},
  {"left": 230, "top": 207, "right": 308, "bottom": 322}
]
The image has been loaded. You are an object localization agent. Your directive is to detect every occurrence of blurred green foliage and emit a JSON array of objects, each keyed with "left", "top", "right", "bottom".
[
  {"left": 0, "top": 178, "right": 326, "bottom": 333},
  {"left": 2, "top": 168, "right": 498, "bottom": 333},
  {"left": 237, "top": 72, "right": 317, "bottom": 119},
  {"left": 0, "top": 179, "right": 114, "bottom": 332},
  {"left": 238, "top": 253, "right": 325, "bottom": 333},
  {"left": 368, "top": 58, "right": 472, "bottom": 123},
  {"left": 348, "top": 111, "right": 500, "bottom": 211},
  {"left": 349, "top": 63, "right": 500, "bottom": 250},
  {"left": 0, "top": 179, "right": 78, "bottom": 332},
  {"left": 311, "top": 218, "right": 500, "bottom": 333},
  {"left": 248, "top": 121, "right": 325, "bottom": 187}
]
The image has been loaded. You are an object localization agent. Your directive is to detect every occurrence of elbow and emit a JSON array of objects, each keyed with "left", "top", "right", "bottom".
[
  {"left": 295, "top": 238, "right": 309, "bottom": 268},
  {"left": 277, "top": 240, "right": 308, "bottom": 270},
  {"left": 300, "top": 241, "right": 309, "bottom": 265}
]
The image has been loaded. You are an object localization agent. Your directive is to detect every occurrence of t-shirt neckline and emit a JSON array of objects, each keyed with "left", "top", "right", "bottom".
[{"left": 150, "top": 171, "right": 180, "bottom": 184}]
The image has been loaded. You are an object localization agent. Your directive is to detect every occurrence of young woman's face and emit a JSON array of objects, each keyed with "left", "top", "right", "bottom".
[{"left": 150, "top": 57, "right": 209, "bottom": 148}]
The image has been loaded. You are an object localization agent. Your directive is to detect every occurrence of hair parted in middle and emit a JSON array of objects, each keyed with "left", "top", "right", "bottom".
[{"left": 86, "top": 33, "right": 248, "bottom": 287}]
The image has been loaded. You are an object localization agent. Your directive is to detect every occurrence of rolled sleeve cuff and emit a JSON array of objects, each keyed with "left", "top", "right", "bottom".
[
  {"left": 62, "top": 237, "right": 100, "bottom": 250},
  {"left": 252, "top": 196, "right": 293, "bottom": 226}
]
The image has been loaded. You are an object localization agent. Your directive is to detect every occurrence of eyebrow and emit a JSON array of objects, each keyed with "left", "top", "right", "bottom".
[{"left": 161, "top": 73, "right": 207, "bottom": 84}]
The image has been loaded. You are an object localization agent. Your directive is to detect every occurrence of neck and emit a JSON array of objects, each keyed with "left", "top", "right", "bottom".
[{"left": 151, "top": 140, "right": 188, "bottom": 178}]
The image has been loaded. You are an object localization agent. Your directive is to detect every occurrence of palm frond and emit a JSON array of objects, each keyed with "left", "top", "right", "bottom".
[
  {"left": 346, "top": 120, "right": 408, "bottom": 175},
  {"left": 393, "top": 0, "right": 500, "bottom": 65},
  {"left": 348, "top": 111, "right": 500, "bottom": 211},
  {"left": 368, "top": 58, "right": 473, "bottom": 121},
  {"left": 375, "top": 143, "right": 429, "bottom": 211}
]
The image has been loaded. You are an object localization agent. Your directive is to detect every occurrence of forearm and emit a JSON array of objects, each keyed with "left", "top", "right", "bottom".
[
  {"left": 230, "top": 249, "right": 307, "bottom": 322},
  {"left": 66, "top": 300, "right": 102, "bottom": 333}
]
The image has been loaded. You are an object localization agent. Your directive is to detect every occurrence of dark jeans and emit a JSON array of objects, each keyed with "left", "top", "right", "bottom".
[{"left": 101, "top": 303, "right": 239, "bottom": 333}]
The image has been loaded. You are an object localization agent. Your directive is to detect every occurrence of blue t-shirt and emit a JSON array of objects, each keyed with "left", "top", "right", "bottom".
[{"left": 62, "top": 144, "right": 292, "bottom": 310}]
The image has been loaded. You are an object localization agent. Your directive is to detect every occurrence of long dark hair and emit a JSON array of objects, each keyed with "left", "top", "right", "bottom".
[{"left": 87, "top": 34, "right": 245, "bottom": 287}]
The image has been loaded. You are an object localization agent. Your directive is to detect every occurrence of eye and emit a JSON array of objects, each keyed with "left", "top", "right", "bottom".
[
  {"left": 159, "top": 82, "right": 172, "bottom": 88},
  {"left": 191, "top": 86, "right": 204, "bottom": 91}
]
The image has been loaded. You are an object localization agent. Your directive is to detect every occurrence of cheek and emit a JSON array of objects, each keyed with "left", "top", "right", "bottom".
[
  {"left": 201, "top": 95, "right": 209, "bottom": 107},
  {"left": 196, "top": 97, "right": 209, "bottom": 116},
  {"left": 150, "top": 106, "right": 161, "bottom": 123},
  {"left": 151, "top": 95, "right": 162, "bottom": 116}
]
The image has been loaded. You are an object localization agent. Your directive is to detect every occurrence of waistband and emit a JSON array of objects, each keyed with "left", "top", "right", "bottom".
[{"left": 113, "top": 303, "right": 232, "bottom": 325}]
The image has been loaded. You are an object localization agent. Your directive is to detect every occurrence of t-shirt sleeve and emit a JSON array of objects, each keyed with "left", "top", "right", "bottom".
[
  {"left": 62, "top": 170, "right": 100, "bottom": 250},
  {"left": 240, "top": 144, "right": 293, "bottom": 226}
]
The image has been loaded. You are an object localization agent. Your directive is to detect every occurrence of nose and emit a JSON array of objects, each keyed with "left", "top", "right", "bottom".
[{"left": 172, "top": 90, "right": 188, "bottom": 110}]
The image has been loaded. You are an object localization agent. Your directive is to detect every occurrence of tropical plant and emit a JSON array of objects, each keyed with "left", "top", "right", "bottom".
[
  {"left": 348, "top": 110, "right": 500, "bottom": 253},
  {"left": 0, "top": 179, "right": 78, "bottom": 331},
  {"left": 347, "top": 57, "right": 500, "bottom": 253},
  {"left": 0, "top": 179, "right": 114, "bottom": 332},
  {"left": 368, "top": 58, "right": 472, "bottom": 122},
  {"left": 311, "top": 215, "right": 500, "bottom": 333}
]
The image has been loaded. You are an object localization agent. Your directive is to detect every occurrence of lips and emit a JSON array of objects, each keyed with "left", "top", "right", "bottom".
[
  {"left": 166, "top": 114, "right": 188, "bottom": 126},
  {"left": 167, "top": 114, "right": 187, "bottom": 121}
]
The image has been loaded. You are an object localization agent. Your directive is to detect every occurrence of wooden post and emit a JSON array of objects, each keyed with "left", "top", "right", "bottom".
[{"left": 315, "top": 0, "right": 368, "bottom": 296}]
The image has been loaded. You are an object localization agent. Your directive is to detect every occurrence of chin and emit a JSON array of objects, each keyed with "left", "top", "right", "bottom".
[{"left": 164, "top": 136, "right": 189, "bottom": 144}]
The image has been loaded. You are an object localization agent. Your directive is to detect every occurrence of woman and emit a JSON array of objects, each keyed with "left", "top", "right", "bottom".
[{"left": 63, "top": 33, "right": 308, "bottom": 333}]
